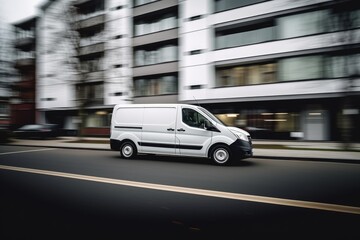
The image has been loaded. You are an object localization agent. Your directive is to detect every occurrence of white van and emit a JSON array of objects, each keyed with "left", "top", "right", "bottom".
[{"left": 110, "top": 104, "right": 252, "bottom": 165}]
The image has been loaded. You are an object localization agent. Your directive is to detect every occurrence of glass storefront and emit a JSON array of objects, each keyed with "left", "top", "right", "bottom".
[
  {"left": 215, "top": 110, "right": 301, "bottom": 139},
  {"left": 202, "top": 98, "right": 358, "bottom": 141}
]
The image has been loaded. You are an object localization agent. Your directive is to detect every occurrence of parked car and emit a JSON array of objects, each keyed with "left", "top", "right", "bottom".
[{"left": 13, "top": 124, "right": 60, "bottom": 139}]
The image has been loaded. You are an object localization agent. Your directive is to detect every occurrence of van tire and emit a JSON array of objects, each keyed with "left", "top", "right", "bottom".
[
  {"left": 210, "top": 145, "right": 231, "bottom": 165},
  {"left": 120, "top": 141, "right": 137, "bottom": 159}
]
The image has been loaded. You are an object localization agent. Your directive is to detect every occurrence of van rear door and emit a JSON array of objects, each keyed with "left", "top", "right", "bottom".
[{"left": 140, "top": 106, "right": 177, "bottom": 155}]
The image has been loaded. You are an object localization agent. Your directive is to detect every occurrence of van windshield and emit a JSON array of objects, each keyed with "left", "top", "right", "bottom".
[{"left": 197, "top": 107, "right": 226, "bottom": 126}]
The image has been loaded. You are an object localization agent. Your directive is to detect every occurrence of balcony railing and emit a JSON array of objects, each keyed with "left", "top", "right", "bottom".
[
  {"left": 80, "top": 32, "right": 105, "bottom": 47},
  {"left": 79, "top": 42, "right": 105, "bottom": 56},
  {"left": 77, "top": 13, "right": 105, "bottom": 29},
  {"left": 15, "top": 58, "right": 35, "bottom": 69},
  {"left": 14, "top": 37, "right": 35, "bottom": 50}
]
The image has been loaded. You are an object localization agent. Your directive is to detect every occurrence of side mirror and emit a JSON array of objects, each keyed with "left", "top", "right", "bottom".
[{"left": 205, "top": 120, "right": 220, "bottom": 132}]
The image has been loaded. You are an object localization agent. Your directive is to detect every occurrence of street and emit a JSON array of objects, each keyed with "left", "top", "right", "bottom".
[{"left": 1, "top": 145, "right": 359, "bottom": 239}]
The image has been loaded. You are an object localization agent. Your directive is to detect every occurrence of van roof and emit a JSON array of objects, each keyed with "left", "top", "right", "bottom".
[{"left": 113, "top": 103, "right": 199, "bottom": 108}]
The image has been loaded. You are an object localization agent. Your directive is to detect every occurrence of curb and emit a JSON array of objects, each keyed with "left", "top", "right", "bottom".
[
  {"left": 3, "top": 144, "right": 111, "bottom": 152},
  {"left": 251, "top": 155, "right": 360, "bottom": 164}
]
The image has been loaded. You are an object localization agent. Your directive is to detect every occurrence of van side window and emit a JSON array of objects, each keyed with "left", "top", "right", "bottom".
[{"left": 182, "top": 108, "right": 207, "bottom": 129}]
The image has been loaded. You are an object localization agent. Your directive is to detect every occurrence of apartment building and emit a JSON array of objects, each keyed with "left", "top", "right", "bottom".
[
  {"left": 37, "top": 0, "right": 132, "bottom": 136},
  {"left": 0, "top": 19, "right": 16, "bottom": 130},
  {"left": 132, "top": 0, "right": 179, "bottom": 104},
  {"left": 180, "top": 0, "right": 360, "bottom": 141},
  {"left": 35, "top": 0, "right": 359, "bottom": 140},
  {"left": 11, "top": 17, "right": 37, "bottom": 129}
]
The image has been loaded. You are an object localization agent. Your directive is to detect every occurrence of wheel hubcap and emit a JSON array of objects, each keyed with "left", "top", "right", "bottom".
[
  {"left": 122, "top": 145, "right": 133, "bottom": 157},
  {"left": 214, "top": 148, "right": 229, "bottom": 163}
]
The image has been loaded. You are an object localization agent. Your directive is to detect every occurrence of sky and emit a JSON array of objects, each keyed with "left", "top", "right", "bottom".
[{"left": 0, "top": 0, "right": 46, "bottom": 24}]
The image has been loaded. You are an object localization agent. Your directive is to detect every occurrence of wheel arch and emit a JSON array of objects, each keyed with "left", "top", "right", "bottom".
[{"left": 207, "top": 142, "right": 231, "bottom": 158}]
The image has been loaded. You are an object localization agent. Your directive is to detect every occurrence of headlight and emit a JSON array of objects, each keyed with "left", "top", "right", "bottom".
[{"left": 231, "top": 131, "right": 249, "bottom": 142}]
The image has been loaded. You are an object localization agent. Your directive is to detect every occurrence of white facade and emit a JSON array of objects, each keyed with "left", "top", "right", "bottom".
[
  {"left": 179, "top": 0, "right": 360, "bottom": 141},
  {"left": 34, "top": 0, "right": 359, "bottom": 140},
  {"left": 37, "top": 0, "right": 76, "bottom": 110},
  {"left": 104, "top": 0, "right": 133, "bottom": 105},
  {"left": 180, "top": 0, "right": 359, "bottom": 102}
]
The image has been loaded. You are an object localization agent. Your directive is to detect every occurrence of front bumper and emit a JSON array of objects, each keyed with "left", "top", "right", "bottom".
[{"left": 229, "top": 138, "right": 253, "bottom": 159}]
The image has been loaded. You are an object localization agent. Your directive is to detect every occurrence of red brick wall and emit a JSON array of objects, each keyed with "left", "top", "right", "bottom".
[{"left": 82, "top": 127, "right": 110, "bottom": 137}]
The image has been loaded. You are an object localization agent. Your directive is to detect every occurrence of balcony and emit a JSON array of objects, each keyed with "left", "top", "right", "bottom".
[
  {"left": 15, "top": 58, "right": 35, "bottom": 69},
  {"left": 77, "top": 13, "right": 105, "bottom": 30},
  {"left": 14, "top": 37, "right": 35, "bottom": 51},
  {"left": 133, "top": 28, "right": 178, "bottom": 47},
  {"left": 133, "top": 61, "right": 178, "bottom": 77},
  {"left": 81, "top": 71, "right": 104, "bottom": 82},
  {"left": 133, "top": 0, "right": 178, "bottom": 17},
  {"left": 74, "top": 0, "right": 92, "bottom": 5},
  {"left": 79, "top": 42, "right": 105, "bottom": 56}
]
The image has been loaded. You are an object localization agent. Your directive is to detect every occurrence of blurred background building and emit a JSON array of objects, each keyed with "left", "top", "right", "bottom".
[
  {"left": 0, "top": 19, "right": 17, "bottom": 130},
  {"left": 2, "top": 0, "right": 359, "bottom": 141},
  {"left": 132, "top": 0, "right": 179, "bottom": 104},
  {"left": 181, "top": 0, "right": 360, "bottom": 141},
  {"left": 11, "top": 17, "right": 37, "bottom": 130},
  {"left": 37, "top": 0, "right": 132, "bottom": 136}
]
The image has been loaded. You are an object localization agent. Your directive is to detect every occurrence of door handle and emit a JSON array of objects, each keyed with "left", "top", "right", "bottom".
[
  {"left": 167, "top": 128, "right": 175, "bottom": 131},
  {"left": 177, "top": 128, "right": 185, "bottom": 132}
]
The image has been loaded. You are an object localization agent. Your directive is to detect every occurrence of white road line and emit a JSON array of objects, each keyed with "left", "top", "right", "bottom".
[
  {"left": 0, "top": 164, "right": 359, "bottom": 215},
  {"left": 0, "top": 148, "right": 55, "bottom": 156}
]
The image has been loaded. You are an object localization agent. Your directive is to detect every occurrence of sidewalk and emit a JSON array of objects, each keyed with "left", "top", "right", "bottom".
[{"left": 3, "top": 137, "right": 360, "bottom": 164}]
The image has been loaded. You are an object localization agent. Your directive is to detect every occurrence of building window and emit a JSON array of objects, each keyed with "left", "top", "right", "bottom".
[
  {"left": 277, "top": 10, "right": 328, "bottom": 39},
  {"left": 189, "top": 50, "right": 203, "bottom": 55},
  {"left": 188, "top": 15, "right": 202, "bottom": 21},
  {"left": 214, "top": 0, "right": 269, "bottom": 13},
  {"left": 214, "top": 9, "right": 348, "bottom": 50},
  {"left": 325, "top": 54, "right": 360, "bottom": 78},
  {"left": 279, "top": 56, "right": 323, "bottom": 81},
  {"left": 216, "top": 62, "right": 276, "bottom": 87},
  {"left": 0, "top": 103, "right": 9, "bottom": 115},
  {"left": 77, "top": 83, "right": 104, "bottom": 105},
  {"left": 215, "top": 110, "right": 301, "bottom": 139},
  {"left": 77, "top": 0, "right": 105, "bottom": 19},
  {"left": 215, "top": 20, "right": 275, "bottom": 49},
  {"left": 329, "top": 8, "right": 360, "bottom": 31},
  {"left": 135, "top": 45, "right": 178, "bottom": 66},
  {"left": 80, "top": 56, "right": 104, "bottom": 72},
  {"left": 134, "top": 0, "right": 157, "bottom": 7},
  {"left": 134, "top": 75, "right": 178, "bottom": 97},
  {"left": 110, "top": 6, "right": 123, "bottom": 11},
  {"left": 134, "top": 13, "right": 177, "bottom": 36},
  {"left": 79, "top": 25, "right": 104, "bottom": 47},
  {"left": 85, "top": 112, "right": 109, "bottom": 127},
  {"left": 216, "top": 53, "right": 359, "bottom": 87}
]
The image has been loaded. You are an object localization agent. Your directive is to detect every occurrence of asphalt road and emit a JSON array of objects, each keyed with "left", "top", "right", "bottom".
[{"left": 0, "top": 145, "right": 359, "bottom": 239}]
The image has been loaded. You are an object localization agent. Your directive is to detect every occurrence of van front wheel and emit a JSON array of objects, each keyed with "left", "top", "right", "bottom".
[
  {"left": 120, "top": 141, "right": 137, "bottom": 159},
  {"left": 211, "top": 145, "right": 231, "bottom": 165}
]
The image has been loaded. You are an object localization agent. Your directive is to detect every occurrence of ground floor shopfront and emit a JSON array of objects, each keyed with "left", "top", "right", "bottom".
[
  {"left": 202, "top": 96, "right": 359, "bottom": 142},
  {"left": 38, "top": 107, "right": 113, "bottom": 137},
  {"left": 38, "top": 96, "right": 359, "bottom": 141}
]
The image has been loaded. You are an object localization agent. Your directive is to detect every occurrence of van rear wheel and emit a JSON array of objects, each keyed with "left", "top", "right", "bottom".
[
  {"left": 211, "top": 145, "right": 231, "bottom": 165},
  {"left": 120, "top": 141, "right": 137, "bottom": 159}
]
